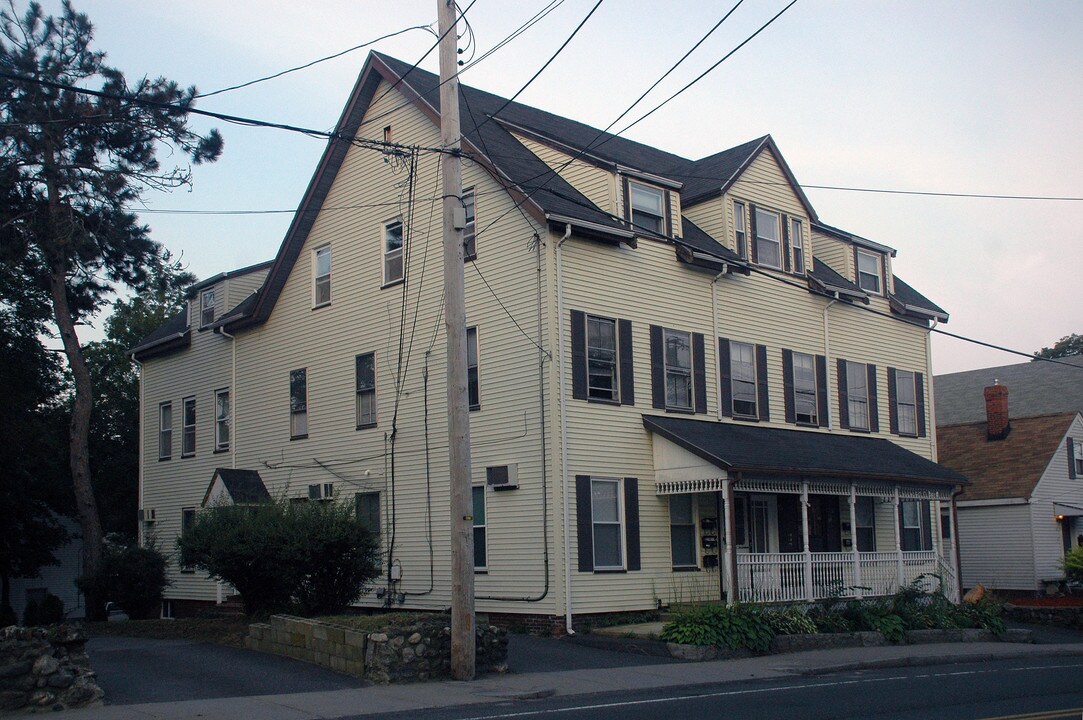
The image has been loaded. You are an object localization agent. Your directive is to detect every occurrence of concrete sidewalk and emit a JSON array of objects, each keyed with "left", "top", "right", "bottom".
[{"left": 64, "top": 639, "right": 1083, "bottom": 720}]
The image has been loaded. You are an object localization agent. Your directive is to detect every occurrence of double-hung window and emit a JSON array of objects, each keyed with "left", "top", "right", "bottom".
[
  {"left": 733, "top": 201, "right": 747, "bottom": 258},
  {"left": 313, "top": 245, "right": 331, "bottom": 307},
  {"left": 1074, "top": 441, "right": 1083, "bottom": 477},
  {"left": 629, "top": 181, "right": 665, "bottom": 235},
  {"left": 467, "top": 327, "right": 480, "bottom": 411},
  {"left": 214, "top": 389, "right": 230, "bottom": 451},
  {"left": 587, "top": 315, "right": 618, "bottom": 402},
  {"left": 591, "top": 478, "right": 623, "bottom": 570},
  {"left": 158, "top": 402, "right": 172, "bottom": 460},
  {"left": 900, "top": 500, "right": 930, "bottom": 551},
  {"left": 856, "top": 249, "right": 882, "bottom": 294},
  {"left": 792, "top": 352, "right": 818, "bottom": 425},
  {"left": 356, "top": 352, "right": 377, "bottom": 428},
  {"left": 855, "top": 497, "right": 876, "bottom": 551},
  {"left": 894, "top": 370, "right": 917, "bottom": 436},
  {"left": 356, "top": 492, "right": 381, "bottom": 535},
  {"left": 669, "top": 495, "right": 697, "bottom": 568},
  {"left": 730, "top": 341, "right": 758, "bottom": 418},
  {"left": 472, "top": 485, "right": 487, "bottom": 571},
  {"left": 846, "top": 361, "right": 870, "bottom": 431},
  {"left": 754, "top": 207, "right": 781, "bottom": 269},
  {"left": 180, "top": 508, "right": 196, "bottom": 571},
  {"left": 462, "top": 189, "right": 476, "bottom": 261},
  {"left": 181, "top": 397, "right": 196, "bottom": 457},
  {"left": 290, "top": 368, "right": 308, "bottom": 439},
  {"left": 790, "top": 218, "right": 804, "bottom": 272},
  {"left": 383, "top": 219, "right": 404, "bottom": 285},
  {"left": 200, "top": 289, "right": 215, "bottom": 328},
  {"left": 664, "top": 329, "right": 693, "bottom": 411}
]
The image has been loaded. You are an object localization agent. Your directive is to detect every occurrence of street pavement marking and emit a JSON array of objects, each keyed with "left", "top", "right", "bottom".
[
  {"left": 977, "top": 708, "right": 1083, "bottom": 720},
  {"left": 455, "top": 662, "right": 1083, "bottom": 720}
]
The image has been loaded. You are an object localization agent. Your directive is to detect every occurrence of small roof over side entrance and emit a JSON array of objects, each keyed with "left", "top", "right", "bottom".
[{"left": 202, "top": 468, "right": 272, "bottom": 507}]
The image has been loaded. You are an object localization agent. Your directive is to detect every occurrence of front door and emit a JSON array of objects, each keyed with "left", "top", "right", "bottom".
[{"left": 808, "top": 495, "right": 842, "bottom": 552}]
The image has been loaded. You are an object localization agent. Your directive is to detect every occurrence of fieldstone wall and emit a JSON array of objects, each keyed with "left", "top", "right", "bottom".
[
  {"left": 0, "top": 625, "right": 104, "bottom": 714},
  {"left": 1005, "top": 604, "right": 1083, "bottom": 630},
  {"left": 247, "top": 615, "right": 508, "bottom": 685}
]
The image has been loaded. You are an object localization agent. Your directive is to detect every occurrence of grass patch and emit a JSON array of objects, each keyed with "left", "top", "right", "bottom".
[
  {"left": 316, "top": 612, "right": 447, "bottom": 632},
  {"left": 84, "top": 616, "right": 251, "bottom": 648}
]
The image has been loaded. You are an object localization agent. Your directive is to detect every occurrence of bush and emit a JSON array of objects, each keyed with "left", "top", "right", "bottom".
[
  {"left": 0, "top": 603, "right": 16, "bottom": 627},
  {"left": 78, "top": 538, "right": 171, "bottom": 619},
  {"left": 661, "top": 604, "right": 775, "bottom": 652},
  {"left": 23, "top": 593, "right": 64, "bottom": 626},
  {"left": 1063, "top": 546, "right": 1083, "bottom": 583},
  {"left": 762, "top": 605, "right": 818, "bottom": 636},
  {"left": 178, "top": 498, "right": 380, "bottom": 617}
]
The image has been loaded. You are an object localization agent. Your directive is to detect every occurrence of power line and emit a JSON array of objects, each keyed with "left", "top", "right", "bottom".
[{"left": 194, "top": 24, "right": 437, "bottom": 99}]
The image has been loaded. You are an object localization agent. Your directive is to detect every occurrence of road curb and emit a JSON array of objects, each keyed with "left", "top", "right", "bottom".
[
  {"left": 795, "top": 647, "right": 1083, "bottom": 676},
  {"left": 473, "top": 686, "right": 557, "bottom": 700}
]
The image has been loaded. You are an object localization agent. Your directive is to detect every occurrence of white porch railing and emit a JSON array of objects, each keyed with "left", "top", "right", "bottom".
[{"left": 735, "top": 551, "right": 952, "bottom": 603}]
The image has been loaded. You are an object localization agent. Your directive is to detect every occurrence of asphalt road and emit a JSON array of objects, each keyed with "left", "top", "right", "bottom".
[{"left": 356, "top": 656, "right": 1083, "bottom": 720}]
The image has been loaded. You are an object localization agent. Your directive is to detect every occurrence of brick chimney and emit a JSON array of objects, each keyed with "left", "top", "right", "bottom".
[{"left": 984, "top": 382, "right": 1010, "bottom": 440}]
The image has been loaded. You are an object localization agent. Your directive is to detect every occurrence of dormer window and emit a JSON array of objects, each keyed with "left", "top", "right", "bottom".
[
  {"left": 733, "top": 201, "right": 747, "bottom": 258},
  {"left": 790, "top": 218, "right": 804, "bottom": 273},
  {"left": 200, "top": 288, "right": 215, "bottom": 328},
  {"left": 856, "top": 249, "right": 883, "bottom": 294},
  {"left": 628, "top": 181, "right": 665, "bottom": 235},
  {"left": 753, "top": 207, "right": 781, "bottom": 269}
]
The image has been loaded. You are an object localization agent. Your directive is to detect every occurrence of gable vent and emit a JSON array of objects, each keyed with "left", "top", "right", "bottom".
[{"left": 486, "top": 464, "right": 518, "bottom": 491}]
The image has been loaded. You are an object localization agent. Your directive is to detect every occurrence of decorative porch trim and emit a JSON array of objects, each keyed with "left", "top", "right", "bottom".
[{"left": 655, "top": 478, "right": 725, "bottom": 495}]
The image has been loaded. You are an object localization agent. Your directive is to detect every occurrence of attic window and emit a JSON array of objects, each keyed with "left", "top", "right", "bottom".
[
  {"left": 856, "top": 249, "right": 882, "bottom": 295},
  {"left": 383, "top": 125, "right": 393, "bottom": 144},
  {"left": 200, "top": 288, "right": 215, "bottom": 328},
  {"left": 628, "top": 181, "right": 665, "bottom": 235}
]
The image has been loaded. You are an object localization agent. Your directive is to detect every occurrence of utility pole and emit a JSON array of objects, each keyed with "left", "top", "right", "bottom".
[{"left": 438, "top": 0, "right": 476, "bottom": 681}]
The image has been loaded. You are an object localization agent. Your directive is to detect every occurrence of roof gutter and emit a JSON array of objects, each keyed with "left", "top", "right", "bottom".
[
  {"left": 545, "top": 213, "right": 635, "bottom": 246},
  {"left": 808, "top": 276, "right": 869, "bottom": 304},
  {"left": 130, "top": 331, "right": 187, "bottom": 357},
  {"left": 889, "top": 296, "right": 950, "bottom": 323},
  {"left": 615, "top": 165, "right": 683, "bottom": 190}
]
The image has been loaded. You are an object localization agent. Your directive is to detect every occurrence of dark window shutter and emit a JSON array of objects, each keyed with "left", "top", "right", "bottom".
[
  {"left": 915, "top": 373, "right": 927, "bottom": 437},
  {"left": 718, "top": 338, "right": 732, "bottom": 417},
  {"left": 837, "top": 359, "right": 850, "bottom": 429},
  {"left": 815, "top": 355, "right": 829, "bottom": 428},
  {"left": 755, "top": 344, "right": 770, "bottom": 421},
  {"left": 624, "top": 478, "right": 640, "bottom": 571},
  {"left": 570, "top": 310, "right": 587, "bottom": 400},
  {"left": 748, "top": 203, "right": 759, "bottom": 263},
  {"left": 1069, "top": 438, "right": 1077, "bottom": 480},
  {"left": 782, "top": 349, "right": 795, "bottom": 424},
  {"left": 781, "top": 214, "right": 791, "bottom": 273},
  {"left": 575, "top": 475, "right": 594, "bottom": 572},
  {"left": 663, "top": 192, "right": 672, "bottom": 236},
  {"left": 650, "top": 325, "right": 665, "bottom": 409},
  {"left": 887, "top": 367, "right": 899, "bottom": 435},
  {"left": 618, "top": 318, "right": 635, "bottom": 406},
  {"left": 921, "top": 500, "right": 933, "bottom": 551},
  {"left": 693, "top": 333, "right": 707, "bottom": 414},
  {"left": 867, "top": 364, "right": 879, "bottom": 432},
  {"left": 622, "top": 179, "right": 631, "bottom": 227}
]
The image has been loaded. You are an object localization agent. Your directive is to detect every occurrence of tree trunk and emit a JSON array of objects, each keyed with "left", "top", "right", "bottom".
[
  {"left": 48, "top": 264, "right": 106, "bottom": 621},
  {"left": 2, "top": 572, "right": 10, "bottom": 610}
]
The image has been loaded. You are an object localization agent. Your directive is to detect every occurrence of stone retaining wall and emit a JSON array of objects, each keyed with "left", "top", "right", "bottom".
[
  {"left": 247, "top": 615, "right": 508, "bottom": 684},
  {"left": 1004, "top": 604, "right": 1083, "bottom": 630},
  {"left": 0, "top": 625, "right": 104, "bottom": 713}
]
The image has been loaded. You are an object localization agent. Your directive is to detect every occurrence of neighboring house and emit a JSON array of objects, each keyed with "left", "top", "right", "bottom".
[
  {"left": 135, "top": 51, "right": 964, "bottom": 628},
  {"left": 935, "top": 355, "right": 1083, "bottom": 426},
  {"left": 8, "top": 516, "right": 85, "bottom": 622},
  {"left": 937, "top": 383, "right": 1083, "bottom": 594}
]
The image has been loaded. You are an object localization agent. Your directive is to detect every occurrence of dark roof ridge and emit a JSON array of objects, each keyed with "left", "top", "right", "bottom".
[
  {"left": 187, "top": 259, "right": 274, "bottom": 295},
  {"left": 939, "top": 411, "right": 1078, "bottom": 430}
]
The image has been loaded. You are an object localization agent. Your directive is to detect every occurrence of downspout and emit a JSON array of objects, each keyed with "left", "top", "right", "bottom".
[
  {"left": 556, "top": 223, "right": 575, "bottom": 635},
  {"left": 925, "top": 319, "right": 939, "bottom": 460},
  {"left": 132, "top": 354, "right": 144, "bottom": 546},
  {"left": 711, "top": 268, "right": 727, "bottom": 420},
  {"left": 822, "top": 297, "right": 838, "bottom": 429},
  {"left": 218, "top": 328, "right": 238, "bottom": 469}
]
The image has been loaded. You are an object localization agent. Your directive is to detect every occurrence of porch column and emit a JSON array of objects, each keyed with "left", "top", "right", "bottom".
[
  {"left": 948, "top": 493, "right": 961, "bottom": 602},
  {"left": 848, "top": 483, "right": 862, "bottom": 600},
  {"left": 893, "top": 487, "right": 904, "bottom": 589},
  {"left": 801, "top": 480, "right": 813, "bottom": 602},
  {"left": 722, "top": 479, "right": 736, "bottom": 607}
]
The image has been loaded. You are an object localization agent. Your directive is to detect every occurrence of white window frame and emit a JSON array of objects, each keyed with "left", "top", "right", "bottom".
[
  {"left": 158, "top": 402, "right": 172, "bottom": 460},
  {"left": 730, "top": 341, "right": 757, "bottom": 418},
  {"left": 663, "top": 328, "right": 693, "bottom": 411},
  {"left": 855, "top": 496, "right": 876, "bottom": 551},
  {"left": 856, "top": 248, "right": 883, "bottom": 295},
  {"left": 214, "top": 388, "right": 230, "bottom": 451},
  {"left": 754, "top": 207, "right": 782, "bottom": 269},
  {"left": 356, "top": 352, "right": 377, "bottom": 428},
  {"left": 462, "top": 188, "right": 476, "bottom": 261},
  {"left": 895, "top": 369, "right": 917, "bottom": 436},
  {"left": 669, "top": 494, "right": 698, "bottom": 568},
  {"left": 790, "top": 217, "right": 804, "bottom": 273},
  {"left": 1074, "top": 442, "right": 1083, "bottom": 476},
  {"left": 792, "top": 351, "right": 818, "bottom": 425},
  {"left": 901, "top": 500, "right": 928, "bottom": 551},
  {"left": 629, "top": 181, "right": 665, "bottom": 235},
  {"left": 356, "top": 491, "right": 381, "bottom": 536},
  {"left": 467, "top": 327, "right": 480, "bottom": 411},
  {"left": 290, "top": 368, "right": 308, "bottom": 439},
  {"left": 472, "top": 485, "right": 487, "bottom": 571},
  {"left": 586, "top": 314, "right": 619, "bottom": 402},
  {"left": 313, "top": 245, "right": 331, "bottom": 307},
  {"left": 590, "top": 477, "right": 625, "bottom": 571},
  {"left": 846, "top": 360, "right": 870, "bottom": 431},
  {"left": 181, "top": 396, "right": 196, "bottom": 457},
  {"left": 200, "top": 288, "right": 215, "bottom": 328},
  {"left": 733, "top": 200, "right": 747, "bottom": 257},
  {"left": 383, "top": 218, "right": 404, "bottom": 286}
]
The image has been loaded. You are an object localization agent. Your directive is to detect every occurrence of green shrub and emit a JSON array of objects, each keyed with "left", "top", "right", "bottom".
[
  {"left": 1063, "top": 546, "right": 1083, "bottom": 583},
  {"left": 762, "top": 605, "right": 818, "bottom": 636},
  {"left": 0, "top": 603, "right": 16, "bottom": 627},
  {"left": 23, "top": 593, "right": 64, "bottom": 626},
  {"left": 178, "top": 498, "right": 380, "bottom": 617},
  {"left": 78, "top": 539, "right": 171, "bottom": 620},
  {"left": 660, "top": 603, "right": 775, "bottom": 652}
]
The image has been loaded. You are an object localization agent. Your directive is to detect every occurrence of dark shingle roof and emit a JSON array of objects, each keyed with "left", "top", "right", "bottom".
[
  {"left": 890, "top": 275, "right": 948, "bottom": 321},
  {"left": 643, "top": 414, "right": 965, "bottom": 486},
  {"left": 664, "top": 136, "right": 768, "bottom": 204},
  {"left": 937, "top": 413, "right": 1077, "bottom": 500},
  {"left": 808, "top": 257, "right": 865, "bottom": 298},
  {"left": 131, "top": 309, "right": 189, "bottom": 358},
  {"left": 204, "top": 468, "right": 271, "bottom": 506},
  {"left": 935, "top": 355, "right": 1083, "bottom": 426},
  {"left": 679, "top": 216, "right": 741, "bottom": 261}
]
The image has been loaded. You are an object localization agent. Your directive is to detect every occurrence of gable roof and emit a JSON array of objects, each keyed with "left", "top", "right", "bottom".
[
  {"left": 131, "top": 309, "right": 190, "bottom": 360},
  {"left": 808, "top": 257, "right": 867, "bottom": 301},
  {"left": 936, "top": 355, "right": 1083, "bottom": 426},
  {"left": 202, "top": 468, "right": 272, "bottom": 507},
  {"left": 890, "top": 275, "right": 948, "bottom": 323},
  {"left": 644, "top": 414, "right": 965, "bottom": 486},
  {"left": 936, "top": 413, "right": 1077, "bottom": 500}
]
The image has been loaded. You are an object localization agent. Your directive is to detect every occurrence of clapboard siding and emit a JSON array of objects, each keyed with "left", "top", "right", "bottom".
[
  {"left": 1030, "top": 415, "right": 1083, "bottom": 584},
  {"left": 512, "top": 134, "right": 615, "bottom": 216},
  {"left": 956, "top": 503, "right": 1035, "bottom": 590},
  {"left": 682, "top": 195, "right": 727, "bottom": 249},
  {"left": 814, "top": 232, "right": 852, "bottom": 279}
]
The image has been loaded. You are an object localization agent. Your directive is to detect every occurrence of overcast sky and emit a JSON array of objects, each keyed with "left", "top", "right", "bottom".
[{"left": 58, "top": 0, "right": 1082, "bottom": 374}]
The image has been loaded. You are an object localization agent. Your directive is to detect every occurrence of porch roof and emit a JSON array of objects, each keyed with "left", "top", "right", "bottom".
[{"left": 643, "top": 415, "right": 967, "bottom": 487}]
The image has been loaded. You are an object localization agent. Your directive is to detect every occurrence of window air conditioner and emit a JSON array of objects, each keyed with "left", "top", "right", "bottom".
[{"left": 485, "top": 464, "right": 518, "bottom": 491}]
